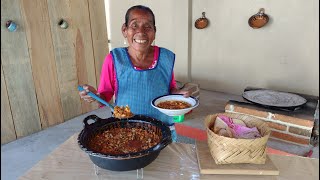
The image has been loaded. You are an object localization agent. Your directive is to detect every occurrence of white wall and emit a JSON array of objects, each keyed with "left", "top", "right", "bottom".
[
  {"left": 105, "top": 0, "right": 319, "bottom": 96},
  {"left": 191, "top": 0, "right": 319, "bottom": 96}
]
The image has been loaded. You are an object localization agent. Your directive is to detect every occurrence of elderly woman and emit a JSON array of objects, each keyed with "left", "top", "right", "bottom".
[{"left": 79, "top": 5, "right": 190, "bottom": 142}]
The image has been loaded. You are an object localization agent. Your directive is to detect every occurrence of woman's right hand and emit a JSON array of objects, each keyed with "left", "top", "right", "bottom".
[{"left": 78, "top": 84, "right": 98, "bottom": 103}]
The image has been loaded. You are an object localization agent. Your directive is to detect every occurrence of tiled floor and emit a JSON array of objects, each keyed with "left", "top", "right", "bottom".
[{"left": 1, "top": 89, "right": 319, "bottom": 180}]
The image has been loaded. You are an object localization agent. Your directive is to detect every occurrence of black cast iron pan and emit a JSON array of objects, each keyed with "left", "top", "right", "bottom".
[{"left": 78, "top": 114, "right": 172, "bottom": 171}]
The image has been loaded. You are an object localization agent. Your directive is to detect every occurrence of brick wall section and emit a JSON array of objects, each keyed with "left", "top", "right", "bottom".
[
  {"left": 266, "top": 122, "right": 287, "bottom": 131},
  {"left": 288, "top": 127, "right": 312, "bottom": 137},
  {"left": 270, "top": 131, "right": 310, "bottom": 145},
  {"left": 225, "top": 104, "right": 314, "bottom": 146},
  {"left": 228, "top": 105, "right": 269, "bottom": 118},
  {"left": 274, "top": 114, "right": 314, "bottom": 127}
]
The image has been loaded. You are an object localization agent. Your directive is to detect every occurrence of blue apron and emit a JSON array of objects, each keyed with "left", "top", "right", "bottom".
[{"left": 111, "top": 47, "right": 175, "bottom": 126}]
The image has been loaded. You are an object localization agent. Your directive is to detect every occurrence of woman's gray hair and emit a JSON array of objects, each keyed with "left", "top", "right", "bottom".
[{"left": 125, "top": 5, "right": 155, "bottom": 27}]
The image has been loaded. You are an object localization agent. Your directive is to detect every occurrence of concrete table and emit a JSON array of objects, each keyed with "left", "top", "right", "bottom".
[{"left": 19, "top": 133, "right": 319, "bottom": 180}]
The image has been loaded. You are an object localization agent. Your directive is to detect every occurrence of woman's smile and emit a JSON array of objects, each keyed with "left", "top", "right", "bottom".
[{"left": 134, "top": 38, "right": 148, "bottom": 44}]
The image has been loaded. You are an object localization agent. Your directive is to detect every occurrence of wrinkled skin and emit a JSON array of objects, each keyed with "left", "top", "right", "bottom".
[{"left": 122, "top": 9, "right": 156, "bottom": 69}]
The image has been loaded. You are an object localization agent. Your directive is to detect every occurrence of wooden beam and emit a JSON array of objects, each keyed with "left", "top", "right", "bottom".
[
  {"left": 1, "top": 0, "right": 41, "bottom": 139},
  {"left": 1, "top": 65, "right": 16, "bottom": 144},
  {"left": 47, "top": 0, "right": 82, "bottom": 120},
  {"left": 71, "top": 0, "right": 99, "bottom": 113},
  {"left": 21, "top": 0, "right": 64, "bottom": 128},
  {"left": 87, "top": 0, "right": 109, "bottom": 85}
]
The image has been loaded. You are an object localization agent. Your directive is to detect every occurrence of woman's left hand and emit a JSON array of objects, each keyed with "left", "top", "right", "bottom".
[{"left": 170, "top": 88, "right": 192, "bottom": 98}]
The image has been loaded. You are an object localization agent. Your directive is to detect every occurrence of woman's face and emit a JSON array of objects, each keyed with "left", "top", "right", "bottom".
[{"left": 122, "top": 9, "right": 156, "bottom": 52}]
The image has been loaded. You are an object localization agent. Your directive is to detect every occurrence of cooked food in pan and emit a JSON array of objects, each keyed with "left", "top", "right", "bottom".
[
  {"left": 87, "top": 127, "right": 161, "bottom": 154},
  {"left": 156, "top": 100, "right": 191, "bottom": 109},
  {"left": 113, "top": 105, "right": 134, "bottom": 119}
]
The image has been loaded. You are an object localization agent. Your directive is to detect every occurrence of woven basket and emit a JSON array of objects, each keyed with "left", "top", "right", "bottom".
[{"left": 204, "top": 113, "right": 271, "bottom": 164}]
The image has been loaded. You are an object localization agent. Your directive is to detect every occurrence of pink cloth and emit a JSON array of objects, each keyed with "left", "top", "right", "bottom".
[
  {"left": 217, "top": 115, "right": 262, "bottom": 139},
  {"left": 98, "top": 46, "right": 177, "bottom": 102}
]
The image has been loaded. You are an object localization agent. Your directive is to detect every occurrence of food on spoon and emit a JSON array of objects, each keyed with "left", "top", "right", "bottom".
[
  {"left": 156, "top": 100, "right": 191, "bottom": 109},
  {"left": 113, "top": 105, "right": 134, "bottom": 118}
]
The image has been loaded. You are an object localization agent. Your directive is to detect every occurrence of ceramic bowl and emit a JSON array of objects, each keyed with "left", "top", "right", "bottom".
[{"left": 151, "top": 94, "right": 199, "bottom": 116}]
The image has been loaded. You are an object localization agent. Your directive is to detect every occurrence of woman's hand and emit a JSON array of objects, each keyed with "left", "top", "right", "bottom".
[
  {"left": 78, "top": 84, "right": 99, "bottom": 103},
  {"left": 170, "top": 88, "right": 192, "bottom": 98}
]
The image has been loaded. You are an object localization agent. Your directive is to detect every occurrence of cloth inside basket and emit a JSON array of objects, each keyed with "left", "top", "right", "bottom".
[{"left": 216, "top": 115, "right": 261, "bottom": 139}]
